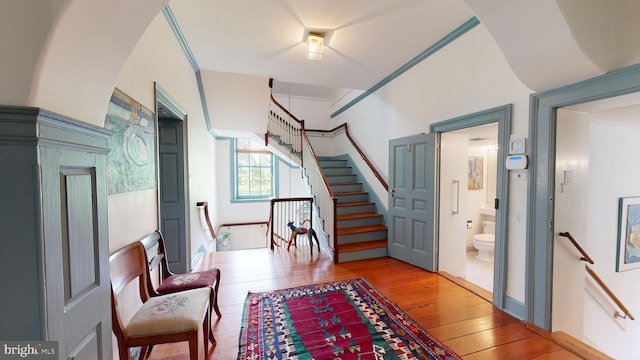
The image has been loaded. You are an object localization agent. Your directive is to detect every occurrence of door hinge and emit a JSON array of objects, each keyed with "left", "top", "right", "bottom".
[{"left": 494, "top": 198, "right": 499, "bottom": 209}]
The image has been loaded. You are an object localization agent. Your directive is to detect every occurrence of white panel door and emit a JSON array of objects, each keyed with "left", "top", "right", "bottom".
[{"left": 438, "top": 133, "right": 469, "bottom": 277}]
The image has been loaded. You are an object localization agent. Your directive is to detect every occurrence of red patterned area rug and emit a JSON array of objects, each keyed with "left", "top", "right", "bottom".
[{"left": 237, "top": 277, "right": 460, "bottom": 359}]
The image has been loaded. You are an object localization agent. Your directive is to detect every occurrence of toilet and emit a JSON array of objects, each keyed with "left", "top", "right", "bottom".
[{"left": 473, "top": 221, "right": 495, "bottom": 262}]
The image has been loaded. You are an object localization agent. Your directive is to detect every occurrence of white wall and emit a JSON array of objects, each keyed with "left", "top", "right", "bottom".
[
  {"left": 272, "top": 94, "right": 334, "bottom": 129},
  {"left": 202, "top": 70, "right": 271, "bottom": 136},
  {"left": 330, "top": 25, "right": 532, "bottom": 303},
  {"left": 553, "top": 109, "right": 590, "bottom": 339},
  {"left": 110, "top": 12, "right": 216, "bottom": 260},
  {"left": 585, "top": 120, "right": 640, "bottom": 359},
  {"left": 215, "top": 138, "right": 310, "bottom": 231},
  {"left": 555, "top": 108, "right": 640, "bottom": 359},
  {"left": 0, "top": 0, "right": 64, "bottom": 106}
]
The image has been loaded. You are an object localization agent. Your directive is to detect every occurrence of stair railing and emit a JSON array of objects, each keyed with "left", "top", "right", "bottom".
[
  {"left": 557, "top": 231, "right": 594, "bottom": 264},
  {"left": 267, "top": 90, "right": 338, "bottom": 262},
  {"left": 308, "top": 123, "right": 388, "bottom": 190},
  {"left": 267, "top": 92, "right": 303, "bottom": 162},
  {"left": 268, "top": 197, "right": 313, "bottom": 249},
  {"left": 302, "top": 130, "right": 338, "bottom": 261},
  {"left": 558, "top": 231, "right": 634, "bottom": 320}
]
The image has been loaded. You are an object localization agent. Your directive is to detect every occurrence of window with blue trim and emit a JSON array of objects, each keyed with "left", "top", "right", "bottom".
[{"left": 232, "top": 138, "right": 274, "bottom": 200}]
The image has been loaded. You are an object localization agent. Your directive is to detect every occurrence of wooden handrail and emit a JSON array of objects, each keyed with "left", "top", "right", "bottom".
[
  {"left": 309, "top": 123, "right": 388, "bottom": 191},
  {"left": 558, "top": 232, "right": 595, "bottom": 264},
  {"left": 585, "top": 265, "right": 635, "bottom": 320},
  {"left": 196, "top": 201, "right": 217, "bottom": 240},
  {"left": 270, "top": 92, "right": 303, "bottom": 125},
  {"left": 219, "top": 221, "right": 268, "bottom": 227}
]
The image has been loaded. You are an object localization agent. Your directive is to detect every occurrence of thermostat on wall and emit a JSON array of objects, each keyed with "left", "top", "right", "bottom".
[{"left": 506, "top": 154, "right": 528, "bottom": 170}]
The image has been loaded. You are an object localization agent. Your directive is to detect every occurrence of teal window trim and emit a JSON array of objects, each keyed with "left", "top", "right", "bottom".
[{"left": 230, "top": 138, "right": 277, "bottom": 202}]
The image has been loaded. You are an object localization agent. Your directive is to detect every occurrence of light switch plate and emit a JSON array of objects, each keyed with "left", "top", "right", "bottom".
[{"left": 509, "top": 138, "right": 526, "bottom": 154}]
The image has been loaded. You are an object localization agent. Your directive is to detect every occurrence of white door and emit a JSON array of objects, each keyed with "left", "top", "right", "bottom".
[{"left": 438, "top": 133, "right": 469, "bottom": 277}]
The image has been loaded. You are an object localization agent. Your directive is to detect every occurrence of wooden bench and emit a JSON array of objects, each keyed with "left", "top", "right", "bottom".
[
  {"left": 141, "top": 230, "right": 221, "bottom": 343},
  {"left": 110, "top": 241, "right": 211, "bottom": 360}
]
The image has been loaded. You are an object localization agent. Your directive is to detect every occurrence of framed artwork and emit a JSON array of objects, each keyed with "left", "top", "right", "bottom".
[
  {"left": 468, "top": 157, "right": 483, "bottom": 190},
  {"left": 616, "top": 196, "right": 640, "bottom": 271},
  {"left": 104, "top": 88, "right": 156, "bottom": 194}
]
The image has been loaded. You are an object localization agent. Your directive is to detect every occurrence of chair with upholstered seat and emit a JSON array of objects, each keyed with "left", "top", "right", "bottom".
[
  {"left": 110, "top": 241, "right": 212, "bottom": 360},
  {"left": 141, "top": 230, "right": 221, "bottom": 343}
]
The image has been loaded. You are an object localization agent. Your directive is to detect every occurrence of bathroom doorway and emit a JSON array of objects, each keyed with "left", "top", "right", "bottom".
[
  {"left": 439, "top": 124, "right": 498, "bottom": 297},
  {"left": 431, "top": 105, "right": 510, "bottom": 306}
]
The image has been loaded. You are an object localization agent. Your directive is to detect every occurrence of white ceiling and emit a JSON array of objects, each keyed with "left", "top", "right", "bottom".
[{"left": 168, "top": 0, "right": 474, "bottom": 98}]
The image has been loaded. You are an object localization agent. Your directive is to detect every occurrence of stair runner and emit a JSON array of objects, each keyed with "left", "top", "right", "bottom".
[{"left": 318, "top": 157, "right": 388, "bottom": 262}]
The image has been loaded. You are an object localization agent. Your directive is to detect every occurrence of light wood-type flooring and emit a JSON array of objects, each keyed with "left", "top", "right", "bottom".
[{"left": 144, "top": 246, "right": 609, "bottom": 359}]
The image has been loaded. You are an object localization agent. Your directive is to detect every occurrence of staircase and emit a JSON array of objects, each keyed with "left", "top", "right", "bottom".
[
  {"left": 267, "top": 94, "right": 388, "bottom": 263},
  {"left": 318, "top": 156, "right": 388, "bottom": 262},
  {"left": 267, "top": 131, "right": 301, "bottom": 160}
]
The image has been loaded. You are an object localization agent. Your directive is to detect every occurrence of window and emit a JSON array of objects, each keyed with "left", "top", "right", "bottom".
[{"left": 232, "top": 138, "right": 274, "bottom": 200}]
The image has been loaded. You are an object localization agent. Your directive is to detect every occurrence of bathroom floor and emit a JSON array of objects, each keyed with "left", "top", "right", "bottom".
[{"left": 465, "top": 249, "right": 494, "bottom": 293}]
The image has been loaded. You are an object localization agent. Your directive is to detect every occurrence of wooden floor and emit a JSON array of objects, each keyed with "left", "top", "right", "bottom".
[{"left": 145, "top": 246, "right": 601, "bottom": 360}]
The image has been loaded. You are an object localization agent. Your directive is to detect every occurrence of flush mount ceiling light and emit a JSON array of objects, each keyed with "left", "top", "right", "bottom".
[{"left": 305, "top": 33, "right": 324, "bottom": 61}]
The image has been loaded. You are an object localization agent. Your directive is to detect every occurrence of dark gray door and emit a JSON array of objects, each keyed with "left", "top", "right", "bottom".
[
  {"left": 158, "top": 117, "right": 188, "bottom": 273},
  {"left": 388, "top": 133, "right": 437, "bottom": 271}
]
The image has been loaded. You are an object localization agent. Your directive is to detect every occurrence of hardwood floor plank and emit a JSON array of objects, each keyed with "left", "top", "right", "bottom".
[
  {"left": 140, "top": 248, "right": 594, "bottom": 359},
  {"left": 462, "top": 337, "right": 563, "bottom": 360},
  {"left": 443, "top": 322, "right": 537, "bottom": 355},
  {"left": 531, "top": 349, "right": 584, "bottom": 360},
  {"left": 427, "top": 311, "right": 520, "bottom": 341}
]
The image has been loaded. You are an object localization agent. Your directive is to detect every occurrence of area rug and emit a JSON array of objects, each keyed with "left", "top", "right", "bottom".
[{"left": 237, "top": 277, "right": 460, "bottom": 359}]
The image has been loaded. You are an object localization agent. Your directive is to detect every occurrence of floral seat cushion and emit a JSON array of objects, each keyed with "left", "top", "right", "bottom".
[
  {"left": 125, "top": 287, "right": 211, "bottom": 338},
  {"left": 156, "top": 269, "right": 219, "bottom": 294}
]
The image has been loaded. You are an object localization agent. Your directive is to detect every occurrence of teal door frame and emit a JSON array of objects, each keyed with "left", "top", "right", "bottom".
[
  {"left": 155, "top": 82, "right": 191, "bottom": 272},
  {"left": 528, "top": 63, "right": 640, "bottom": 329},
  {"left": 430, "top": 104, "right": 512, "bottom": 313}
]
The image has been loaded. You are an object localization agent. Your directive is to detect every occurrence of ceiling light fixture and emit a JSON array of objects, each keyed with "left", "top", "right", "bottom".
[{"left": 305, "top": 33, "right": 324, "bottom": 61}]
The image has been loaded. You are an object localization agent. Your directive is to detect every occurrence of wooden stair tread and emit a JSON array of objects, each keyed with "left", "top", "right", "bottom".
[
  {"left": 336, "top": 201, "right": 375, "bottom": 207},
  {"left": 338, "top": 224, "right": 387, "bottom": 235},
  {"left": 338, "top": 240, "right": 387, "bottom": 253},
  {"left": 334, "top": 191, "right": 368, "bottom": 196},
  {"left": 337, "top": 212, "right": 383, "bottom": 220}
]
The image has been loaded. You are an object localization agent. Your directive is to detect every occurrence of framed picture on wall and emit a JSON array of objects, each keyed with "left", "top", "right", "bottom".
[
  {"left": 104, "top": 88, "right": 156, "bottom": 195},
  {"left": 468, "top": 157, "right": 483, "bottom": 190},
  {"left": 616, "top": 196, "right": 640, "bottom": 271}
]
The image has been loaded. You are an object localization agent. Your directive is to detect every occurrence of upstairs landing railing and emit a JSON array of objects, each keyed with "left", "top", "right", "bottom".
[
  {"left": 269, "top": 197, "right": 314, "bottom": 248},
  {"left": 267, "top": 92, "right": 303, "bottom": 162},
  {"left": 559, "top": 231, "right": 634, "bottom": 320}
]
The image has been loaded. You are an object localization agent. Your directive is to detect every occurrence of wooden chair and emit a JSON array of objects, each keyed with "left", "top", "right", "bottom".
[
  {"left": 141, "top": 230, "right": 221, "bottom": 343},
  {"left": 110, "top": 241, "right": 211, "bottom": 360}
]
